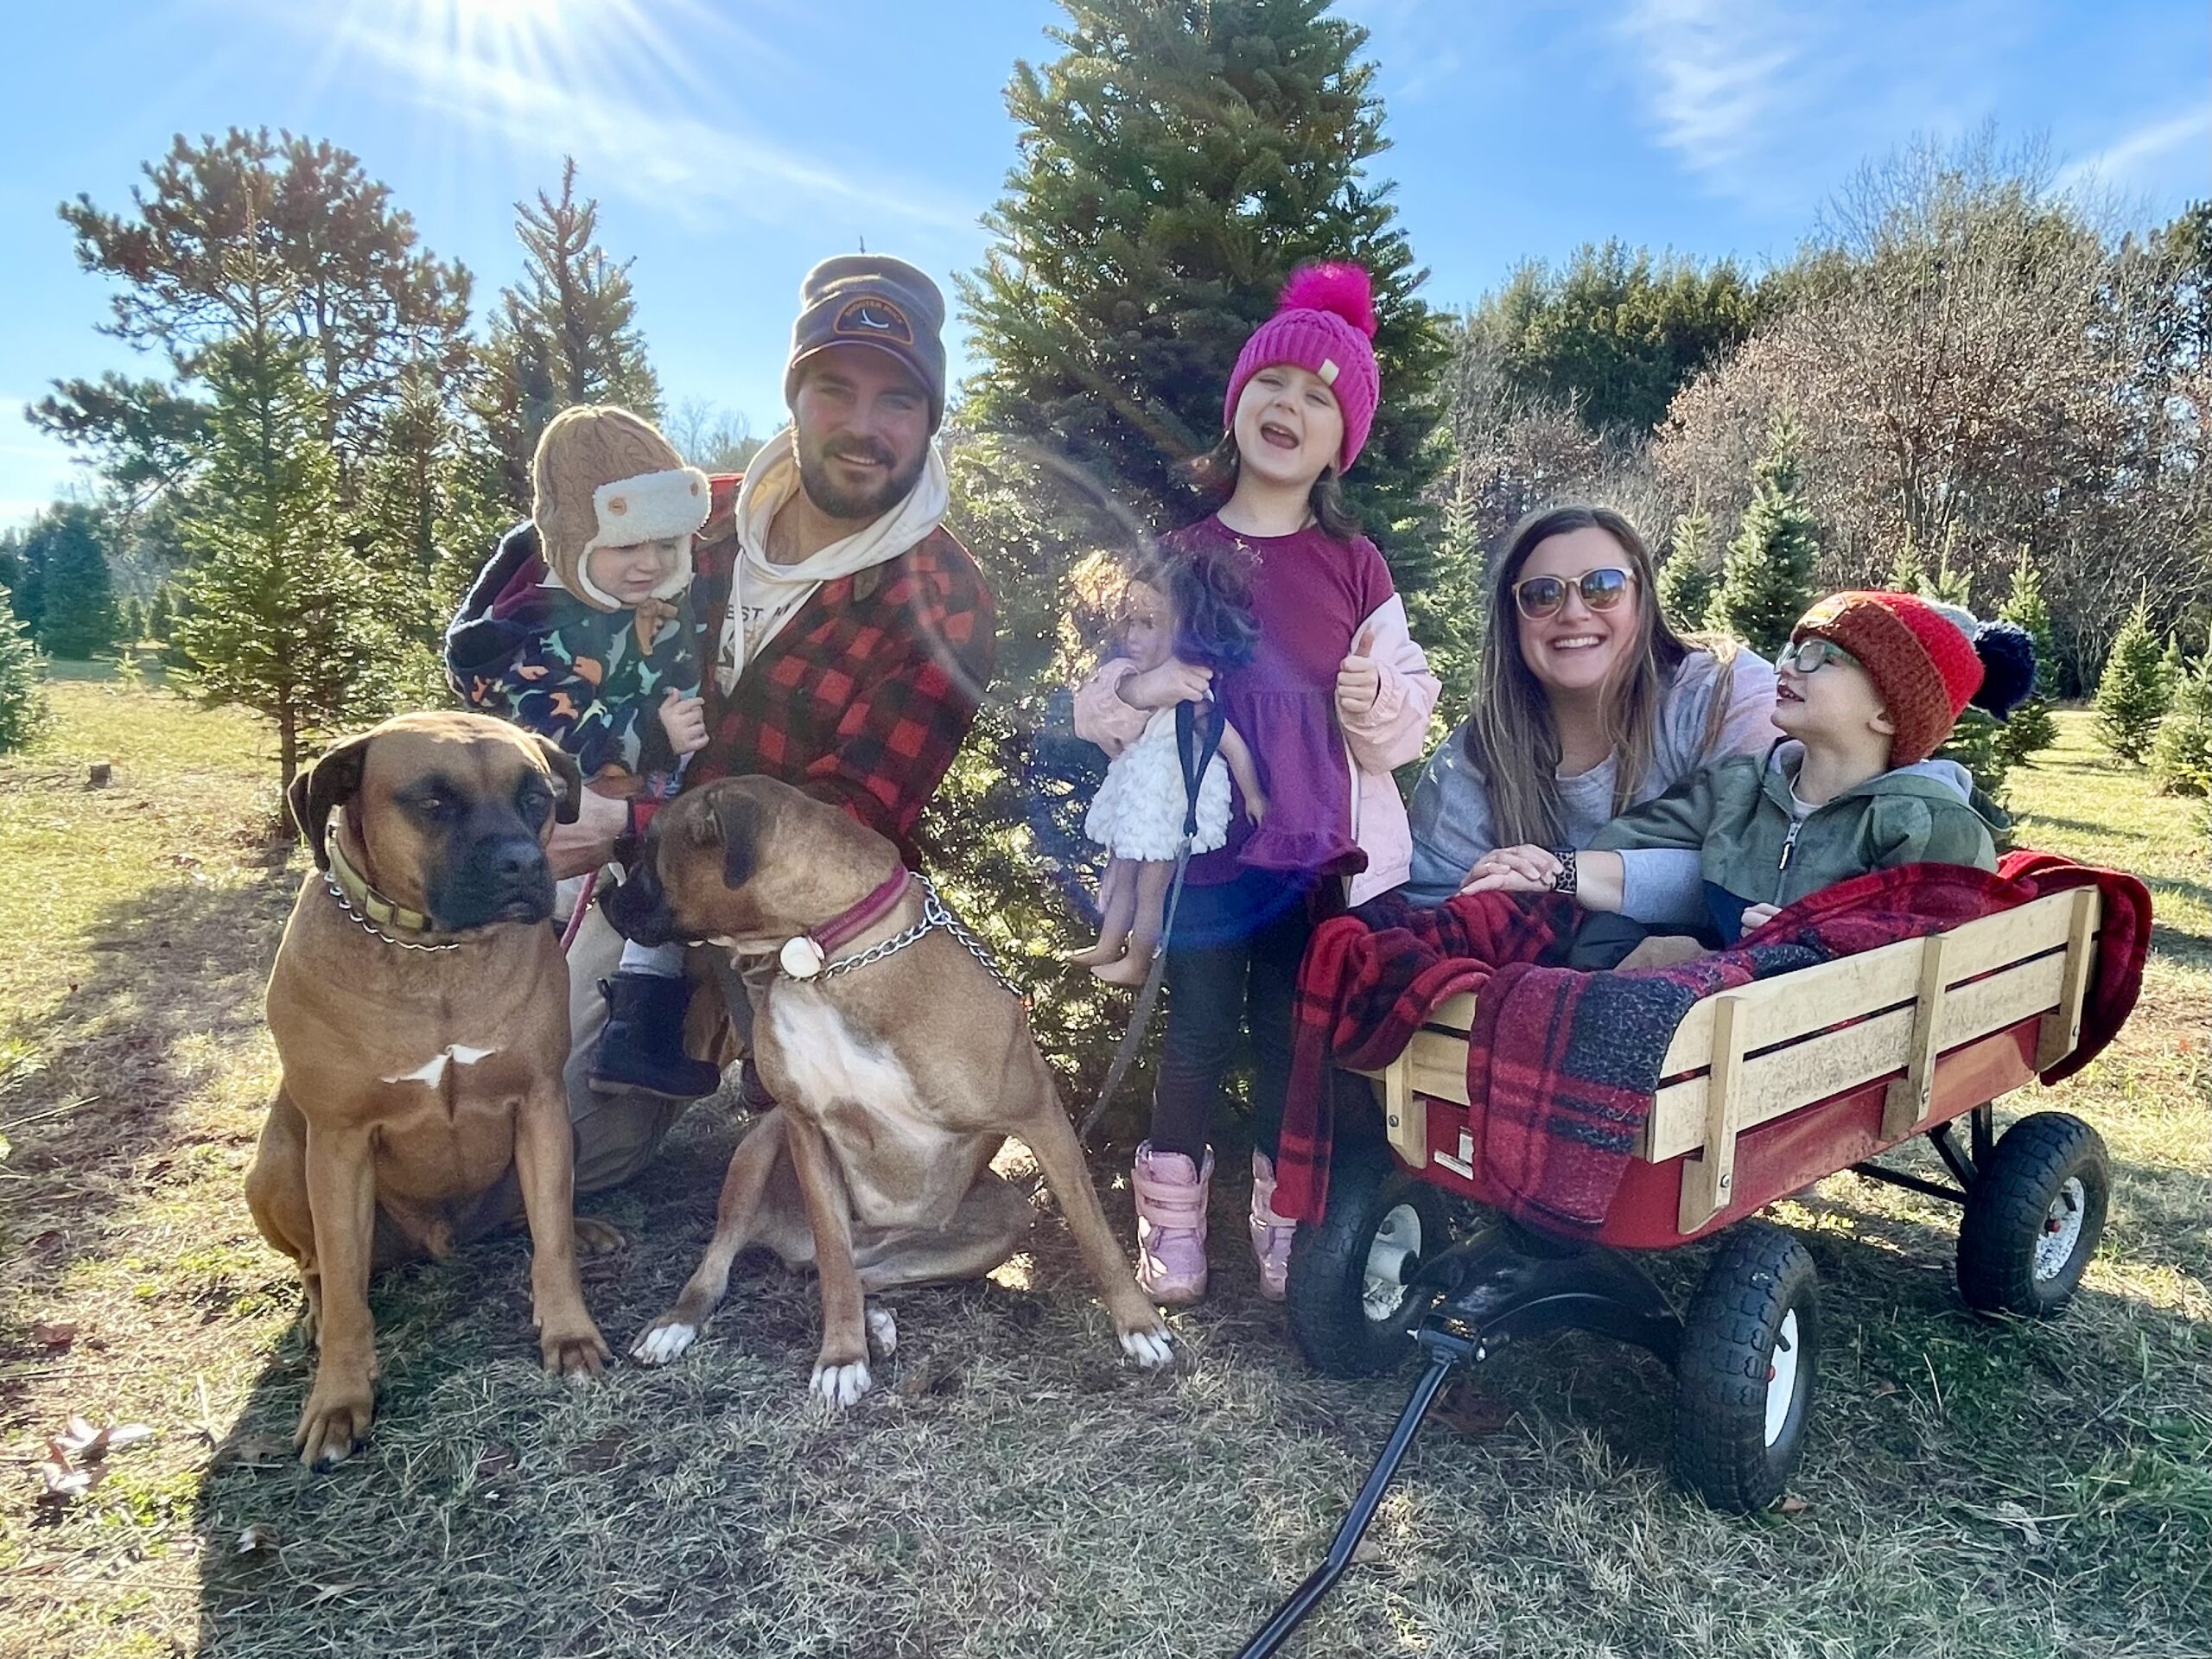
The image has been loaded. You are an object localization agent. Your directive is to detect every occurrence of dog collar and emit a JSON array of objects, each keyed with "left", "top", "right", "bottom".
[
  {"left": 322, "top": 817, "right": 461, "bottom": 951},
  {"left": 778, "top": 867, "right": 914, "bottom": 980}
]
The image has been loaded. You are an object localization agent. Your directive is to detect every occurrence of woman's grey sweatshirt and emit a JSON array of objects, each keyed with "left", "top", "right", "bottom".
[{"left": 1398, "top": 647, "right": 1779, "bottom": 907}]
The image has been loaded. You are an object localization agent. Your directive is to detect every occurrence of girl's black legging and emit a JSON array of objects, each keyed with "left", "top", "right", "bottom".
[{"left": 1148, "top": 868, "right": 1376, "bottom": 1164}]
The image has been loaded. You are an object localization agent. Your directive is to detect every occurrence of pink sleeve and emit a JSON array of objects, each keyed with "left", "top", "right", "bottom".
[
  {"left": 1341, "top": 592, "right": 1439, "bottom": 773},
  {"left": 1074, "top": 657, "right": 1148, "bottom": 759}
]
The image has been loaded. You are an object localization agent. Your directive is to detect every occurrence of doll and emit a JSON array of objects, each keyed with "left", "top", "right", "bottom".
[{"left": 1067, "top": 546, "right": 1267, "bottom": 987}]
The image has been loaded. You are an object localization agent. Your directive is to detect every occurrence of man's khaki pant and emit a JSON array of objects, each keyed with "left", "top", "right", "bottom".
[{"left": 450, "top": 873, "right": 730, "bottom": 1243}]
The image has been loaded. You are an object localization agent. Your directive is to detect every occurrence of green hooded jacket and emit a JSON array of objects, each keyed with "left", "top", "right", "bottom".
[{"left": 1590, "top": 741, "right": 2006, "bottom": 939}]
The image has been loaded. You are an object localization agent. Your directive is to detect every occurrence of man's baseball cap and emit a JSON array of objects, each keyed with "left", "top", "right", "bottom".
[{"left": 784, "top": 254, "right": 948, "bottom": 430}]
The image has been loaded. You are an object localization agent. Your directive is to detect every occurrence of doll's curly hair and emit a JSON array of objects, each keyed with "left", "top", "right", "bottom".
[{"left": 1135, "top": 541, "right": 1259, "bottom": 674}]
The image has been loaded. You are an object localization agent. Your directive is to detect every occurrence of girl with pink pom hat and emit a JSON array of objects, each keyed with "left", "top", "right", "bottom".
[{"left": 1073, "top": 264, "right": 1440, "bottom": 1305}]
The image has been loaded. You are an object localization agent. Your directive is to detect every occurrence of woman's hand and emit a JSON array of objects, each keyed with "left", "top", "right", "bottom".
[
  {"left": 1739, "top": 902, "right": 1782, "bottom": 932},
  {"left": 658, "top": 690, "right": 709, "bottom": 757},
  {"left": 547, "top": 785, "right": 628, "bottom": 880},
  {"left": 1457, "top": 843, "right": 1562, "bottom": 896},
  {"left": 1117, "top": 658, "right": 1213, "bottom": 710},
  {"left": 1334, "top": 626, "right": 1381, "bottom": 721},
  {"left": 1243, "top": 787, "right": 1269, "bottom": 827}
]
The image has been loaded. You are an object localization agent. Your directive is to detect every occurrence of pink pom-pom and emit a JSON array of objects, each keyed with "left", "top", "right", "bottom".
[{"left": 1277, "top": 263, "right": 1376, "bottom": 338}]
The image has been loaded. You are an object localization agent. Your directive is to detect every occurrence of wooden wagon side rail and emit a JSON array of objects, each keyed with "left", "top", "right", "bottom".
[{"left": 1359, "top": 887, "right": 2104, "bottom": 1230}]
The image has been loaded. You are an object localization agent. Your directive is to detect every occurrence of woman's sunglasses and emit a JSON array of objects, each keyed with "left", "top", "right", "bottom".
[
  {"left": 1512, "top": 567, "right": 1634, "bottom": 620},
  {"left": 1781, "top": 637, "right": 1858, "bottom": 675}
]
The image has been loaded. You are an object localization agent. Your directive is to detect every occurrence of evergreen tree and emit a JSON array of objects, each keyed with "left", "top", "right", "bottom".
[
  {"left": 959, "top": 0, "right": 1446, "bottom": 585},
  {"left": 470, "top": 158, "right": 661, "bottom": 511},
  {"left": 0, "top": 579, "right": 48, "bottom": 754},
  {"left": 177, "top": 309, "right": 398, "bottom": 793},
  {"left": 1657, "top": 507, "right": 1716, "bottom": 633},
  {"left": 116, "top": 594, "right": 144, "bottom": 645},
  {"left": 1472, "top": 241, "right": 1766, "bottom": 434},
  {"left": 145, "top": 586, "right": 174, "bottom": 644},
  {"left": 356, "top": 365, "right": 511, "bottom": 655},
  {"left": 26, "top": 502, "right": 118, "bottom": 659},
  {"left": 39, "top": 128, "right": 470, "bottom": 494},
  {"left": 1994, "top": 549, "right": 2058, "bottom": 765},
  {"left": 1708, "top": 410, "right": 1819, "bottom": 656},
  {"left": 2151, "top": 630, "right": 2212, "bottom": 797},
  {"left": 2092, "top": 597, "right": 2171, "bottom": 765},
  {"left": 1884, "top": 537, "right": 1928, "bottom": 596}
]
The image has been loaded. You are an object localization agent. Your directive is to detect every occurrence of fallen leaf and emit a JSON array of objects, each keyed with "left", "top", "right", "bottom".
[
  {"left": 564, "top": 1430, "right": 629, "bottom": 1473},
  {"left": 235, "top": 1524, "right": 279, "bottom": 1555},
  {"left": 307, "top": 1580, "right": 364, "bottom": 1605},
  {"left": 1777, "top": 1495, "right": 1811, "bottom": 1515},
  {"left": 1869, "top": 1379, "right": 1899, "bottom": 1397},
  {"left": 56, "top": 1416, "right": 153, "bottom": 1461},
  {"left": 1350, "top": 1538, "right": 1388, "bottom": 1566},
  {"left": 211, "top": 1433, "right": 291, "bottom": 1471},
  {"left": 30, "top": 1322, "right": 78, "bottom": 1351},
  {"left": 38, "top": 1443, "right": 96, "bottom": 1501}
]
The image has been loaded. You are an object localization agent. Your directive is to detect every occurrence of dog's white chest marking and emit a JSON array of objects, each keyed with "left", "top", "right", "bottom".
[
  {"left": 766, "top": 995, "right": 924, "bottom": 1126},
  {"left": 382, "top": 1045, "right": 497, "bottom": 1088}
]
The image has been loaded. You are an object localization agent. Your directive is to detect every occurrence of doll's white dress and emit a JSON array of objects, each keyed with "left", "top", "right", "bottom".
[{"left": 1084, "top": 706, "right": 1233, "bottom": 861}]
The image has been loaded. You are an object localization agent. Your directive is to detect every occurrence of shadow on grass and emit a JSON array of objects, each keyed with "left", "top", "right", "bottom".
[{"left": 1, "top": 869, "right": 292, "bottom": 1284}]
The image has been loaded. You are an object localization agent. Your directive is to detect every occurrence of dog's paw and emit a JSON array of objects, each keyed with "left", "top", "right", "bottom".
[
  {"left": 810, "top": 1357, "right": 872, "bottom": 1408},
  {"left": 295, "top": 1376, "right": 375, "bottom": 1468},
  {"left": 541, "top": 1319, "right": 610, "bottom": 1381},
  {"left": 865, "top": 1304, "right": 898, "bottom": 1360},
  {"left": 630, "top": 1319, "right": 698, "bottom": 1366},
  {"left": 1118, "top": 1324, "right": 1176, "bottom": 1370},
  {"left": 572, "top": 1216, "right": 626, "bottom": 1255}
]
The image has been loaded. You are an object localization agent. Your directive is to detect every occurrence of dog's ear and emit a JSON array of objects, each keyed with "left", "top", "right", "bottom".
[
  {"left": 289, "top": 730, "right": 376, "bottom": 871},
  {"left": 531, "top": 735, "right": 586, "bottom": 825},
  {"left": 694, "top": 783, "right": 760, "bottom": 889}
]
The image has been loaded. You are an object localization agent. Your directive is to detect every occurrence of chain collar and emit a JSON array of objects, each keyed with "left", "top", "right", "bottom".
[
  {"left": 321, "top": 872, "right": 466, "bottom": 952},
  {"left": 780, "top": 876, "right": 1024, "bottom": 1004}
]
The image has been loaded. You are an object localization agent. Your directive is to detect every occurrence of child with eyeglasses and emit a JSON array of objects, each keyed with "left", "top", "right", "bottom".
[{"left": 1460, "top": 590, "right": 2036, "bottom": 943}]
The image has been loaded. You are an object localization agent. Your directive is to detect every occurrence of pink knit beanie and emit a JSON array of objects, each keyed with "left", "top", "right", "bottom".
[{"left": 1223, "top": 263, "right": 1382, "bottom": 474}]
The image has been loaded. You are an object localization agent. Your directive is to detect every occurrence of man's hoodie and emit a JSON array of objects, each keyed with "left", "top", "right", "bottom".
[{"left": 1590, "top": 740, "right": 2006, "bottom": 941}]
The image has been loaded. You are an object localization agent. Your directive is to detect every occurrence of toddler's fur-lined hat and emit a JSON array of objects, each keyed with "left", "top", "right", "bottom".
[{"left": 531, "top": 405, "right": 709, "bottom": 612}]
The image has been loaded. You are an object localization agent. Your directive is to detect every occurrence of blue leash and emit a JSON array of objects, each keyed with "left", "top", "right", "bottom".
[{"left": 1077, "top": 699, "right": 1224, "bottom": 1143}]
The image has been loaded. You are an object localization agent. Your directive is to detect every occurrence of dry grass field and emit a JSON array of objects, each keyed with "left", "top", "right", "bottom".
[{"left": 1, "top": 681, "right": 2205, "bottom": 1658}]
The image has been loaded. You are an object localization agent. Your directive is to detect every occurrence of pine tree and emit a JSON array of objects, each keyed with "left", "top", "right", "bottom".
[
  {"left": 0, "top": 579, "right": 48, "bottom": 754},
  {"left": 177, "top": 309, "right": 398, "bottom": 793},
  {"left": 116, "top": 594, "right": 144, "bottom": 645},
  {"left": 1884, "top": 538, "right": 1928, "bottom": 597},
  {"left": 2092, "top": 597, "right": 2171, "bottom": 765},
  {"left": 1657, "top": 507, "right": 1716, "bottom": 633},
  {"left": 2151, "top": 630, "right": 2212, "bottom": 797},
  {"left": 470, "top": 158, "right": 661, "bottom": 511},
  {"left": 1994, "top": 549, "right": 2058, "bottom": 765},
  {"left": 959, "top": 0, "right": 1446, "bottom": 584},
  {"left": 27, "top": 503, "right": 118, "bottom": 660},
  {"left": 1708, "top": 410, "right": 1819, "bottom": 657},
  {"left": 145, "top": 586, "right": 174, "bottom": 643}
]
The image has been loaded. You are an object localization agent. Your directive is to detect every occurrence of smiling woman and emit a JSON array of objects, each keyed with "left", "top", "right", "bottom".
[{"left": 1399, "top": 503, "right": 1783, "bottom": 907}]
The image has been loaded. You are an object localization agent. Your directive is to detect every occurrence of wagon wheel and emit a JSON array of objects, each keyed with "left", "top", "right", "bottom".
[
  {"left": 1956, "top": 1112, "right": 2109, "bottom": 1318},
  {"left": 1672, "top": 1222, "right": 1821, "bottom": 1513},
  {"left": 1286, "top": 1146, "right": 1449, "bottom": 1378}
]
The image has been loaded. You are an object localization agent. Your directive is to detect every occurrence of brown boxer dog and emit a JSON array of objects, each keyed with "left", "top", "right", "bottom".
[
  {"left": 246, "top": 712, "right": 611, "bottom": 1465},
  {"left": 603, "top": 776, "right": 1173, "bottom": 1404}
]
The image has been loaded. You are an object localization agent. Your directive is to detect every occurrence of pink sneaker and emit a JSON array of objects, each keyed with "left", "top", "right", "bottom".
[
  {"left": 1249, "top": 1150, "right": 1297, "bottom": 1302},
  {"left": 1133, "top": 1142, "right": 1213, "bottom": 1306}
]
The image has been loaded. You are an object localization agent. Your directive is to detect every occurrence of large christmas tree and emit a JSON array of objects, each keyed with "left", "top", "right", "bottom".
[{"left": 958, "top": 0, "right": 1446, "bottom": 586}]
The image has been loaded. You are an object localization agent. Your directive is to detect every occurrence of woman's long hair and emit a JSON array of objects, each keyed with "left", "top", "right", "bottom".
[
  {"left": 1190, "top": 431, "right": 1363, "bottom": 541},
  {"left": 1465, "top": 504, "right": 1733, "bottom": 848}
]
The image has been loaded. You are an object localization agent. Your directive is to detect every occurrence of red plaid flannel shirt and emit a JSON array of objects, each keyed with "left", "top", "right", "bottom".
[{"left": 684, "top": 475, "right": 995, "bottom": 862}]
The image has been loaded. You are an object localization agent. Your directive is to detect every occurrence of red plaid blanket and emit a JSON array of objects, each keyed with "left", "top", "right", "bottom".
[{"left": 1276, "top": 853, "right": 2151, "bottom": 1236}]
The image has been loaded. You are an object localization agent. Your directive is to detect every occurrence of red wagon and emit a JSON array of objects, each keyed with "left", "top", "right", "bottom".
[{"left": 1237, "top": 884, "right": 2129, "bottom": 1658}]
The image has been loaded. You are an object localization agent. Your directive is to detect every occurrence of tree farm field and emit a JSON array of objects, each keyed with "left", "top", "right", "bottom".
[{"left": 0, "top": 678, "right": 2205, "bottom": 1659}]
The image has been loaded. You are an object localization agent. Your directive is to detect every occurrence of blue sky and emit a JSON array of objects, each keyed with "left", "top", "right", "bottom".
[{"left": 3, "top": 0, "right": 2204, "bottom": 526}]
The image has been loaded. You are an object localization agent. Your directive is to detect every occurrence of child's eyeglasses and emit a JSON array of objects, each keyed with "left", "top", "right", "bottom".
[
  {"left": 1782, "top": 638, "right": 1858, "bottom": 675},
  {"left": 1512, "top": 567, "right": 1633, "bottom": 620}
]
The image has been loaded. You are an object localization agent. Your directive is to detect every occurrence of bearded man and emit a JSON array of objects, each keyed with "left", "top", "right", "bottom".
[{"left": 445, "top": 254, "right": 994, "bottom": 1199}]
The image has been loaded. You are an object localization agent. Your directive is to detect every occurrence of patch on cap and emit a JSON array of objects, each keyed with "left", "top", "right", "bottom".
[
  {"left": 1797, "top": 594, "right": 1848, "bottom": 632},
  {"left": 1318, "top": 358, "right": 1340, "bottom": 386},
  {"left": 833, "top": 297, "right": 913, "bottom": 345},
  {"left": 607, "top": 496, "right": 627, "bottom": 515}
]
